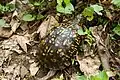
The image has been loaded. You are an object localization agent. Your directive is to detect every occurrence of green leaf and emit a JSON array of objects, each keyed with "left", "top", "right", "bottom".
[
  {"left": 90, "top": 75, "right": 101, "bottom": 80},
  {"left": 0, "top": 3, "right": 15, "bottom": 13},
  {"left": 89, "top": 71, "right": 108, "bottom": 80},
  {"left": 36, "top": 14, "right": 44, "bottom": 20},
  {"left": 56, "top": 0, "right": 74, "bottom": 14},
  {"left": 72, "top": 59, "right": 75, "bottom": 65},
  {"left": 57, "top": 0, "right": 63, "bottom": 5},
  {"left": 52, "top": 74, "right": 64, "bottom": 80},
  {"left": 22, "top": 14, "right": 36, "bottom": 21},
  {"left": 91, "top": 4, "right": 103, "bottom": 15},
  {"left": 75, "top": 71, "right": 108, "bottom": 80},
  {"left": 98, "top": 71, "right": 109, "bottom": 80},
  {"left": 64, "top": 0, "right": 71, "bottom": 4},
  {"left": 112, "top": 0, "right": 120, "bottom": 8},
  {"left": 77, "top": 27, "right": 85, "bottom": 35},
  {"left": 34, "top": 2, "right": 41, "bottom": 6},
  {"left": 56, "top": 5, "right": 65, "bottom": 13},
  {"left": 0, "top": 4, "right": 7, "bottom": 13},
  {"left": 113, "top": 24, "right": 120, "bottom": 36},
  {"left": 6, "top": 3, "right": 15, "bottom": 12},
  {"left": 0, "top": 19, "right": 6, "bottom": 27},
  {"left": 2, "top": 6, "right": 8, "bottom": 12},
  {"left": 82, "top": 7, "right": 94, "bottom": 21},
  {"left": 76, "top": 75, "right": 88, "bottom": 80},
  {"left": 0, "top": 4, "right": 3, "bottom": 11},
  {"left": 64, "top": 3, "right": 74, "bottom": 14}
]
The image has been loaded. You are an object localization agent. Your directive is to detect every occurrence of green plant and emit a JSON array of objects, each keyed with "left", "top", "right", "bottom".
[
  {"left": 29, "top": 0, "right": 46, "bottom": 8},
  {"left": 111, "top": 0, "right": 120, "bottom": 8},
  {"left": 51, "top": 74, "right": 64, "bottom": 80},
  {"left": 82, "top": 4, "right": 103, "bottom": 21},
  {"left": 22, "top": 0, "right": 45, "bottom": 21},
  {"left": 82, "top": 7, "right": 94, "bottom": 21},
  {"left": 76, "top": 71, "right": 109, "bottom": 80},
  {"left": 22, "top": 13, "right": 44, "bottom": 21},
  {"left": 0, "top": 3, "right": 15, "bottom": 13},
  {"left": 90, "top": 4, "right": 103, "bottom": 16},
  {"left": 77, "top": 27, "right": 94, "bottom": 46},
  {"left": 56, "top": 0, "right": 74, "bottom": 14},
  {"left": 90, "top": 71, "right": 109, "bottom": 80},
  {"left": 113, "top": 24, "right": 120, "bottom": 36},
  {"left": 0, "top": 19, "right": 6, "bottom": 27},
  {"left": 0, "top": 19, "right": 10, "bottom": 28},
  {"left": 85, "top": 28, "right": 94, "bottom": 46},
  {"left": 22, "top": 13, "right": 36, "bottom": 21},
  {"left": 77, "top": 27, "right": 85, "bottom": 35}
]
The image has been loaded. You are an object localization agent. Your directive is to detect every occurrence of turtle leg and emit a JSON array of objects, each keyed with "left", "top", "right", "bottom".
[{"left": 37, "top": 70, "right": 57, "bottom": 80}]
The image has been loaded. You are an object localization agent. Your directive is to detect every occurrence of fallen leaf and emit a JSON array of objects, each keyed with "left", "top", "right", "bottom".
[
  {"left": 2, "top": 38, "right": 23, "bottom": 54},
  {"left": 90, "top": 26, "right": 111, "bottom": 72},
  {"left": 9, "top": 0, "right": 16, "bottom": 4},
  {"left": 10, "top": 19, "right": 21, "bottom": 32},
  {"left": 48, "top": 15, "right": 59, "bottom": 27},
  {"left": 19, "top": 22, "right": 28, "bottom": 31},
  {"left": 105, "top": 10, "right": 113, "bottom": 20},
  {"left": 3, "top": 64, "right": 17, "bottom": 73},
  {"left": 12, "top": 10, "right": 18, "bottom": 18},
  {"left": 13, "top": 65, "right": 20, "bottom": 77},
  {"left": 102, "top": 0, "right": 111, "bottom": 5},
  {"left": 20, "top": 66, "right": 28, "bottom": 78},
  {"left": 0, "top": 27, "right": 13, "bottom": 38},
  {"left": 12, "top": 65, "right": 20, "bottom": 80},
  {"left": 37, "top": 19, "right": 49, "bottom": 38},
  {"left": 16, "top": 35, "right": 30, "bottom": 53},
  {"left": 37, "top": 15, "right": 59, "bottom": 38},
  {"left": 29, "top": 62, "right": 39, "bottom": 76},
  {"left": 77, "top": 55, "right": 100, "bottom": 76},
  {"left": 12, "top": 22, "right": 20, "bottom": 32},
  {"left": 1, "top": 77, "right": 8, "bottom": 80}
]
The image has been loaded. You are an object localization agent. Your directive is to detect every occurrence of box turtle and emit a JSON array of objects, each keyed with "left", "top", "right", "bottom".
[{"left": 37, "top": 26, "right": 81, "bottom": 70}]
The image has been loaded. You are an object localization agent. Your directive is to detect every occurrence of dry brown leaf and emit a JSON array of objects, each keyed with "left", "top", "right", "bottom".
[
  {"left": 12, "top": 10, "right": 18, "bottom": 18},
  {"left": 12, "top": 65, "right": 20, "bottom": 80},
  {"left": 101, "top": 0, "right": 112, "bottom": 5},
  {"left": 77, "top": 55, "right": 100, "bottom": 76},
  {"left": 9, "top": 0, "right": 16, "bottom": 4},
  {"left": 1, "top": 38, "right": 23, "bottom": 54},
  {"left": 16, "top": 35, "right": 30, "bottom": 53},
  {"left": 10, "top": 19, "right": 21, "bottom": 32},
  {"left": 3, "top": 64, "right": 17, "bottom": 74},
  {"left": 29, "top": 62, "right": 39, "bottom": 76},
  {"left": 37, "top": 20, "right": 49, "bottom": 38},
  {"left": 0, "top": 77, "right": 8, "bottom": 80},
  {"left": 20, "top": 22, "right": 28, "bottom": 31},
  {"left": 37, "top": 15, "right": 59, "bottom": 38},
  {"left": 49, "top": 15, "right": 59, "bottom": 26},
  {"left": 11, "top": 22, "right": 20, "bottom": 32},
  {"left": 0, "top": 27, "right": 13, "bottom": 38},
  {"left": 105, "top": 10, "right": 113, "bottom": 20},
  {"left": 20, "top": 66, "right": 28, "bottom": 78},
  {"left": 90, "top": 26, "right": 111, "bottom": 72}
]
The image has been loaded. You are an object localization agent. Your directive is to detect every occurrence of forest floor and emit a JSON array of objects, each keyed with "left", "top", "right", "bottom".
[{"left": 0, "top": 0, "right": 120, "bottom": 80}]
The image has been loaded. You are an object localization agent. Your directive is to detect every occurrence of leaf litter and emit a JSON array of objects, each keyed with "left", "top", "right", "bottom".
[{"left": 0, "top": 0, "right": 120, "bottom": 80}]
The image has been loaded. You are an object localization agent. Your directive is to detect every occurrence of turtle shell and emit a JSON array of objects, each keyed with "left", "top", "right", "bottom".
[{"left": 38, "top": 26, "right": 81, "bottom": 70}]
